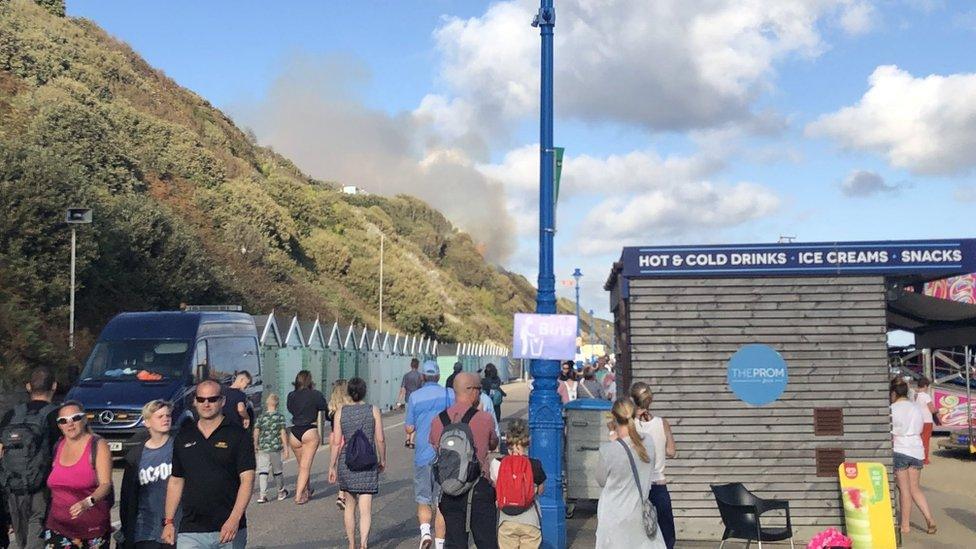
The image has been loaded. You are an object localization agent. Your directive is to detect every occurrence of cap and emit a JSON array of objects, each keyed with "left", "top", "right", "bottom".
[{"left": 422, "top": 361, "right": 440, "bottom": 376}]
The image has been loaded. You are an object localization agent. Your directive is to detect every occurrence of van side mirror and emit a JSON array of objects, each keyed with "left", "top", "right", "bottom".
[{"left": 194, "top": 363, "right": 208, "bottom": 383}]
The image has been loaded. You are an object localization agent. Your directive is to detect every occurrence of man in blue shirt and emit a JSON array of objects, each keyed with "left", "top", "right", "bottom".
[{"left": 405, "top": 361, "right": 454, "bottom": 549}]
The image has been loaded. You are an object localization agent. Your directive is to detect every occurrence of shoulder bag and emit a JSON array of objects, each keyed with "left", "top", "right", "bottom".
[{"left": 617, "top": 438, "right": 658, "bottom": 539}]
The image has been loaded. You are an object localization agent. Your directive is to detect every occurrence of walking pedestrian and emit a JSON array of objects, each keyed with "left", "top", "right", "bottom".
[
  {"left": 222, "top": 372, "right": 251, "bottom": 430},
  {"left": 890, "top": 379, "right": 936, "bottom": 536},
  {"left": 490, "top": 419, "right": 545, "bottom": 549},
  {"left": 557, "top": 363, "right": 578, "bottom": 404},
  {"left": 43, "top": 401, "right": 113, "bottom": 548},
  {"left": 482, "top": 364, "right": 506, "bottom": 422},
  {"left": 287, "top": 370, "right": 327, "bottom": 505},
  {"left": 596, "top": 398, "right": 664, "bottom": 549},
  {"left": 578, "top": 366, "right": 606, "bottom": 400},
  {"left": 444, "top": 363, "right": 463, "bottom": 393},
  {"left": 631, "top": 383, "right": 677, "bottom": 549},
  {"left": 119, "top": 400, "right": 177, "bottom": 549},
  {"left": 253, "top": 394, "right": 289, "bottom": 504},
  {"left": 405, "top": 361, "right": 455, "bottom": 549},
  {"left": 328, "top": 379, "right": 353, "bottom": 512},
  {"left": 328, "top": 377, "right": 386, "bottom": 549},
  {"left": 161, "top": 380, "right": 255, "bottom": 549},
  {"left": 397, "top": 358, "right": 424, "bottom": 409},
  {"left": 430, "top": 372, "right": 500, "bottom": 549},
  {"left": 0, "top": 367, "right": 60, "bottom": 549},
  {"left": 914, "top": 377, "right": 935, "bottom": 465}
]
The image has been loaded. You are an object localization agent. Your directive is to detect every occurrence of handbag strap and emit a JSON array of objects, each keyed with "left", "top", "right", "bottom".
[
  {"left": 617, "top": 438, "right": 645, "bottom": 500},
  {"left": 580, "top": 382, "right": 595, "bottom": 398}
]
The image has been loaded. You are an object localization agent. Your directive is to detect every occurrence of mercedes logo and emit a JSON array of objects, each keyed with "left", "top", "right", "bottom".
[{"left": 98, "top": 410, "right": 115, "bottom": 425}]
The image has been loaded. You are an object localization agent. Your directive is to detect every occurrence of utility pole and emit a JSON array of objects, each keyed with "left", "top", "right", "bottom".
[
  {"left": 529, "top": 1, "right": 565, "bottom": 547},
  {"left": 572, "top": 268, "right": 582, "bottom": 338},
  {"left": 379, "top": 233, "right": 384, "bottom": 333},
  {"left": 588, "top": 308, "right": 594, "bottom": 359},
  {"left": 65, "top": 207, "right": 92, "bottom": 350}
]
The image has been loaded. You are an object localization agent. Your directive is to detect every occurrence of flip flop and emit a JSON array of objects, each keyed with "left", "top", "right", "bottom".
[{"left": 336, "top": 495, "right": 346, "bottom": 511}]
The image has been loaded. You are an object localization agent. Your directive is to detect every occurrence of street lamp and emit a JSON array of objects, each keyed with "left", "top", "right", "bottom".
[
  {"left": 65, "top": 207, "right": 92, "bottom": 350},
  {"left": 588, "top": 308, "right": 595, "bottom": 361},
  {"left": 572, "top": 268, "right": 582, "bottom": 338},
  {"left": 529, "top": 1, "right": 565, "bottom": 547}
]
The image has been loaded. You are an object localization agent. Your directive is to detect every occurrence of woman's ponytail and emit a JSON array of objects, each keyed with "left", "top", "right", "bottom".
[{"left": 611, "top": 397, "right": 651, "bottom": 463}]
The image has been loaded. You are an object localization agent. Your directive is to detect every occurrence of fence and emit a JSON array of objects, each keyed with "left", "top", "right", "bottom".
[{"left": 253, "top": 313, "right": 511, "bottom": 421}]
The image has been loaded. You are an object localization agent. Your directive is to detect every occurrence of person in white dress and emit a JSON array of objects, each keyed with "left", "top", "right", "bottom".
[{"left": 596, "top": 398, "right": 665, "bottom": 549}]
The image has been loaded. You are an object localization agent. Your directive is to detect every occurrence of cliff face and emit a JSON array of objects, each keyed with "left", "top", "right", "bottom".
[{"left": 0, "top": 1, "right": 611, "bottom": 383}]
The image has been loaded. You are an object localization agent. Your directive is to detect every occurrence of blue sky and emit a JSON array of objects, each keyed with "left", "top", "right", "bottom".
[{"left": 67, "top": 1, "right": 976, "bottom": 318}]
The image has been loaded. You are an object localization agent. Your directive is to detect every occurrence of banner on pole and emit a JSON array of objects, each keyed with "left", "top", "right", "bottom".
[{"left": 512, "top": 313, "right": 576, "bottom": 360}]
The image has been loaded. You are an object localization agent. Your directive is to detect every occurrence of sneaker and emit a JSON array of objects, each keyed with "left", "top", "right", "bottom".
[
  {"left": 277, "top": 489, "right": 289, "bottom": 501},
  {"left": 419, "top": 533, "right": 432, "bottom": 549},
  {"left": 256, "top": 496, "right": 268, "bottom": 504}
]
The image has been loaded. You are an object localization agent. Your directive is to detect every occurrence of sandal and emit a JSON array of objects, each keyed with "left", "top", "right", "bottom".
[
  {"left": 404, "top": 440, "right": 415, "bottom": 449},
  {"left": 336, "top": 495, "right": 346, "bottom": 511},
  {"left": 927, "top": 522, "right": 937, "bottom": 535}
]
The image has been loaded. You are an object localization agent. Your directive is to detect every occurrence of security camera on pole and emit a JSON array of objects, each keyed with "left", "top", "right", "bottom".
[{"left": 65, "top": 207, "right": 92, "bottom": 350}]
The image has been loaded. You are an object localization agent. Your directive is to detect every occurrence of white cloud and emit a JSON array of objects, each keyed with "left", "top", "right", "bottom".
[
  {"left": 840, "top": 170, "right": 901, "bottom": 196},
  {"left": 428, "top": 0, "right": 864, "bottom": 136},
  {"left": 807, "top": 65, "right": 976, "bottom": 176},
  {"left": 840, "top": 1, "right": 876, "bottom": 35}
]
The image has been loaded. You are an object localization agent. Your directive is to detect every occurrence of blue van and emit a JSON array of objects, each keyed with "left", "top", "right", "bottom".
[{"left": 66, "top": 310, "right": 262, "bottom": 454}]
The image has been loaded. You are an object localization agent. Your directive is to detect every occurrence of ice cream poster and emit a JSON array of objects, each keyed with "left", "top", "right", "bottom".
[{"left": 837, "top": 462, "right": 896, "bottom": 549}]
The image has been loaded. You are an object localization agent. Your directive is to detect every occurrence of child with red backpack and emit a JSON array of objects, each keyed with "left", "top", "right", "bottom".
[{"left": 490, "top": 419, "right": 546, "bottom": 549}]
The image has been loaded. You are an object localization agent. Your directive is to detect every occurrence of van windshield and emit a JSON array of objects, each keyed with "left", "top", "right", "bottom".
[{"left": 81, "top": 340, "right": 192, "bottom": 382}]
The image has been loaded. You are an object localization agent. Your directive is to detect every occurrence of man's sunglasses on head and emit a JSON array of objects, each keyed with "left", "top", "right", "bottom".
[
  {"left": 195, "top": 395, "right": 222, "bottom": 403},
  {"left": 57, "top": 413, "right": 85, "bottom": 425}
]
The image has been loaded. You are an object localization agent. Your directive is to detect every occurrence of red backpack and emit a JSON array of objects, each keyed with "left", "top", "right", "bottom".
[{"left": 495, "top": 455, "right": 536, "bottom": 515}]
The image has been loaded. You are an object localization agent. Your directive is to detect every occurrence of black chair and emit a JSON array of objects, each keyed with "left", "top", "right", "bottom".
[{"left": 710, "top": 483, "right": 795, "bottom": 549}]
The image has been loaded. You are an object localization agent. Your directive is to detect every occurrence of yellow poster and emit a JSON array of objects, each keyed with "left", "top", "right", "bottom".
[{"left": 837, "top": 462, "right": 897, "bottom": 549}]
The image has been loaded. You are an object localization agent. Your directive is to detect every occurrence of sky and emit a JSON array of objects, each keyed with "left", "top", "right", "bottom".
[{"left": 67, "top": 0, "right": 976, "bottom": 320}]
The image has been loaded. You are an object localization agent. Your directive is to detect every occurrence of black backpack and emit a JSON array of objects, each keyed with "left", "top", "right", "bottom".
[
  {"left": 0, "top": 403, "right": 58, "bottom": 494},
  {"left": 345, "top": 428, "right": 377, "bottom": 472}
]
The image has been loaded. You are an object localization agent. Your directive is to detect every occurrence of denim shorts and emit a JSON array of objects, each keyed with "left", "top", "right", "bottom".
[
  {"left": 893, "top": 452, "right": 924, "bottom": 471},
  {"left": 414, "top": 463, "right": 440, "bottom": 505}
]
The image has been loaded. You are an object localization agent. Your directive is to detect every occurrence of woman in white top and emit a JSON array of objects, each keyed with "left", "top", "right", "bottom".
[
  {"left": 914, "top": 377, "right": 935, "bottom": 465},
  {"left": 596, "top": 398, "right": 665, "bottom": 549},
  {"left": 557, "top": 362, "right": 579, "bottom": 404},
  {"left": 631, "top": 382, "right": 677, "bottom": 549},
  {"left": 890, "top": 379, "right": 936, "bottom": 536}
]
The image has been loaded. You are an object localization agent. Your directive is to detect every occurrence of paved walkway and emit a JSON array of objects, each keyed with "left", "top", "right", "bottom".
[{"left": 108, "top": 381, "right": 975, "bottom": 547}]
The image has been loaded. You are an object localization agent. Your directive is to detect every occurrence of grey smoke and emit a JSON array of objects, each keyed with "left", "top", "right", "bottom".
[{"left": 229, "top": 54, "right": 515, "bottom": 262}]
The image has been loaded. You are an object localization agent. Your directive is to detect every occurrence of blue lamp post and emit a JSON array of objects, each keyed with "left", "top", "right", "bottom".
[
  {"left": 572, "top": 268, "right": 582, "bottom": 337},
  {"left": 529, "top": 1, "right": 565, "bottom": 547}
]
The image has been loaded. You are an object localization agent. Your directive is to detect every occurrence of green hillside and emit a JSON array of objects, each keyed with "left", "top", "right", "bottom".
[{"left": 0, "top": 0, "right": 611, "bottom": 384}]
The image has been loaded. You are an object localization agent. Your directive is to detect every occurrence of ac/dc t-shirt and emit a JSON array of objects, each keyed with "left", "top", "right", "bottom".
[{"left": 134, "top": 438, "right": 178, "bottom": 542}]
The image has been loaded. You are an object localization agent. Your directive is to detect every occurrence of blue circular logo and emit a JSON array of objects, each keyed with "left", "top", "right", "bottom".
[{"left": 727, "top": 344, "right": 788, "bottom": 406}]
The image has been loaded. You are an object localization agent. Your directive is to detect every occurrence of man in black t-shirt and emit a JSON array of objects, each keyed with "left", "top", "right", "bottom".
[
  {"left": 162, "top": 380, "right": 255, "bottom": 549},
  {"left": 221, "top": 372, "right": 251, "bottom": 430},
  {"left": 0, "top": 367, "right": 59, "bottom": 549}
]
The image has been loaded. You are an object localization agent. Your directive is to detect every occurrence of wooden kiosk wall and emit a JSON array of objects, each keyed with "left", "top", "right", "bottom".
[{"left": 613, "top": 275, "right": 893, "bottom": 540}]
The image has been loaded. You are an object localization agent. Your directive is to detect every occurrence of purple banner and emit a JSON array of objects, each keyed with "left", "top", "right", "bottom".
[{"left": 512, "top": 313, "right": 577, "bottom": 360}]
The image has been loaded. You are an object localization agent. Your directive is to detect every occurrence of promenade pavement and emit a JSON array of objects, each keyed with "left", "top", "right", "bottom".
[{"left": 110, "top": 380, "right": 975, "bottom": 547}]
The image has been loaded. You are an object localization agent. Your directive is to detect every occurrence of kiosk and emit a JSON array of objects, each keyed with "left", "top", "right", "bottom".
[{"left": 604, "top": 239, "right": 976, "bottom": 541}]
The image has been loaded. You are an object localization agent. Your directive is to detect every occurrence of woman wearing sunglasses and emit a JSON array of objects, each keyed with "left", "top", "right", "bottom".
[{"left": 44, "top": 401, "right": 113, "bottom": 548}]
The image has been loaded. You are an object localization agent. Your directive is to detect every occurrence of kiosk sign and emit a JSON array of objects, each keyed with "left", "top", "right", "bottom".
[
  {"left": 726, "top": 344, "right": 788, "bottom": 406},
  {"left": 838, "top": 462, "right": 897, "bottom": 549},
  {"left": 621, "top": 239, "right": 976, "bottom": 278},
  {"left": 512, "top": 314, "right": 577, "bottom": 360}
]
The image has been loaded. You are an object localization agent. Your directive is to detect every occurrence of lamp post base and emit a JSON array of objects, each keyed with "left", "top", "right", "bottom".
[{"left": 529, "top": 357, "right": 566, "bottom": 549}]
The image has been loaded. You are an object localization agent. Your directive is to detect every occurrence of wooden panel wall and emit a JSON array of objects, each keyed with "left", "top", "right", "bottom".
[{"left": 625, "top": 276, "right": 893, "bottom": 540}]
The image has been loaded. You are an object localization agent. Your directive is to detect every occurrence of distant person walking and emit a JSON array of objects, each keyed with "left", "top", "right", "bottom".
[
  {"left": 405, "top": 361, "right": 455, "bottom": 549},
  {"left": 579, "top": 367, "right": 606, "bottom": 400},
  {"left": 162, "top": 380, "right": 255, "bottom": 549},
  {"left": 482, "top": 363, "right": 506, "bottom": 421},
  {"left": 397, "top": 358, "right": 425, "bottom": 409},
  {"left": 596, "top": 398, "right": 664, "bottom": 549},
  {"left": 557, "top": 362, "right": 578, "bottom": 404},
  {"left": 328, "top": 379, "right": 353, "bottom": 511},
  {"left": 0, "top": 367, "right": 60, "bottom": 549},
  {"left": 632, "top": 383, "right": 677, "bottom": 549},
  {"left": 890, "top": 379, "right": 936, "bottom": 536},
  {"left": 287, "top": 370, "right": 327, "bottom": 505},
  {"left": 253, "top": 393, "right": 289, "bottom": 504},
  {"left": 445, "top": 362, "right": 463, "bottom": 392},
  {"left": 43, "top": 401, "right": 113, "bottom": 548},
  {"left": 490, "top": 419, "right": 545, "bottom": 549},
  {"left": 914, "top": 377, "right": 936, "bottom": 465},
  {"left": 222, "top": 372, "right": 252, "bottom": 430},
  {"left": 430, "top": 372, "right": 500, "bottom": 549},
  {"left": 120, "top": 400, "right": 177, "bottom": 549},
  {"left": 329, "top": 378, "right": 386, "bottom": 549}
]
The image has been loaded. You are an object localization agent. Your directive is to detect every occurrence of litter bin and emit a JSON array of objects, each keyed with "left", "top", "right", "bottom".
[{"left": 563, "top": 398, "right": 612, "bottom": 518}]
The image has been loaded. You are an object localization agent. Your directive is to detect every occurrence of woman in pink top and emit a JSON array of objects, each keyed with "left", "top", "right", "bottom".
[{"left": 44, "top": 401, "right": 113, "bottom": 548}]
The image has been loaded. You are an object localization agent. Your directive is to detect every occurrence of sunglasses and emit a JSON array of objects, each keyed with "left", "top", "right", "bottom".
[
  {"left": 195, "top": 395, "right": 222, "bottom": 403},
  {"left": 57, "top": 413, "right": 85, "bottom": 425}
]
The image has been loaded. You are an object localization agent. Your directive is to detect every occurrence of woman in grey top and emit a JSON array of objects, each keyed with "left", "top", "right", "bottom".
[
  {"left": 329, "top": 377, "right": 386, "bottom": 549},
  {"left": 596, "top": 398, "right": 665, "bottom": 549},
  {"left": 579, "top": 366, "right": 606, "bottom": 400}
]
